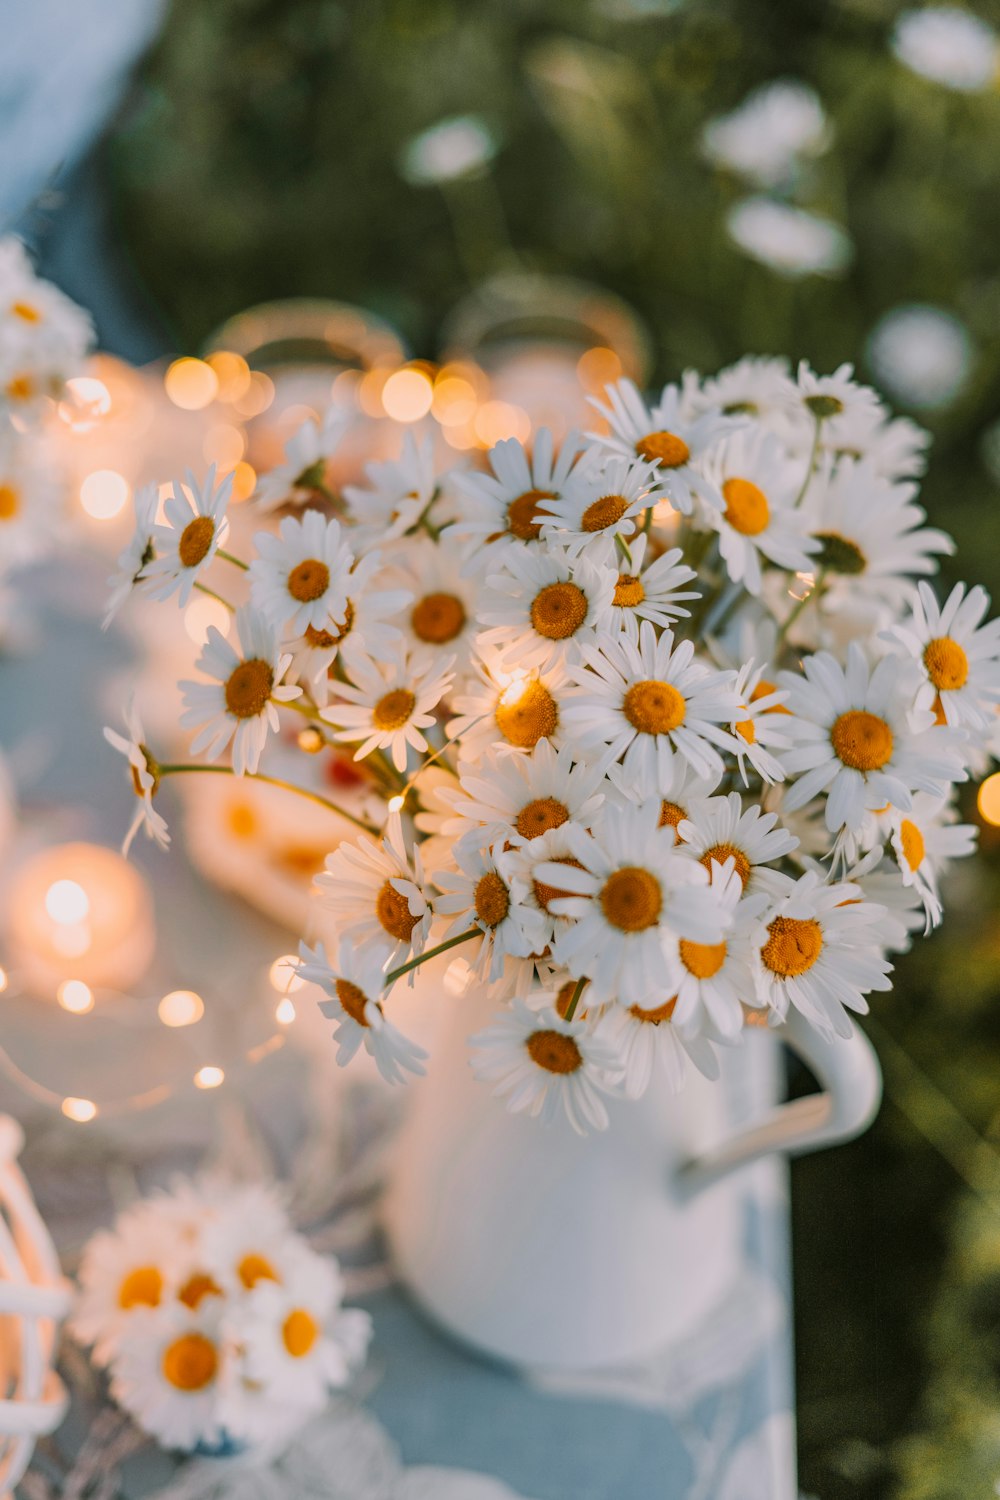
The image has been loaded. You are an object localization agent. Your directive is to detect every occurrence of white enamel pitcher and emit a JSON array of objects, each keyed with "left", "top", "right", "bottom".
[{"left": 383, "top": 987, "right": 881, "bottom": 1370}]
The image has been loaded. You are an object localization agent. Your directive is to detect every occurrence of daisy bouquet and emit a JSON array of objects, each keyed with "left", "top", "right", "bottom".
[
  {"left": 71, "top": 1178, "right": 371, "bottom": 1454},
  {"left": 105, "top": 356, "right": 999, "bottom": 1134}
]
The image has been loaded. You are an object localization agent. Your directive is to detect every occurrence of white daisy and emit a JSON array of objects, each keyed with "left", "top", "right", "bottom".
[
  {"left": 888, "top": 792, "right": 978, "bottom": 931},
  {"left": 297, "top": 938, "right": 428, "bottom": 1084},
  {"left": 384, "top": 534, "right": 478, "bottom": 676},
  {"left": 503, "top": 820, "right": 598, "bottom": 953},
  {"left": 779, "top": 642, "right": 966, "bottom": 844},
  {"left": 179, "top": 606, "right": 302, "bottom": 775},
  {"left": 826, "top": 408, "right": 930, "bottom": 481},
  {"left": 344, "top": 429, "right": 440, "bottom": 541},
  {"left": 0, "top": 425, "right": 62, "bottom": 570},
  {"left": 253, "top": 406, "right": 348, "bottom": 511},
  {"left": 882, "top": 580, "right": 1000, "bottom": 734},
  {"left": 702, "top": 427, "right": 818, "bottom": 595},
  {"left": 477, "top": 545, "right": 616, "bottom": 673},
  {"left": 433, "top": 842, "right": 547, "bottom": 985},
  {"left": 562, "top": 620, "right": 741, "bottom": 782},
  {"left": 0, "top": 237, "right": 94, "bottom": 416},
  {"left": 604, "top": 753, "right": 722, "bottom": 839},
  {"left": 588, "top": 378, "right": 732, "bottom": 514},
  {"left": 664, "top": 858, "right": 771, "bottom": 1041},
  {"left": 436, "top": 738, "right": 604, "bottom": 853},
  {"left": 689, "top": 355, "right": 797, "bottom": 425},
  {"left": 469, "top": 997, "right": 621, "bottom": 1135},
  {"left": 283, "top": 550, "right": 411, "bottom": 706},
  {"left": 595, "top": 994, "right": 721, "bottom": 1097},
  {"left": 700, "top": 80, "right": 830, "bottom": 189},
  {"left": 249, "top": 509, "right": 354, "bottom": 635},
  {"left": 104, "top": 699, "right": 170, "bottom": 856},
  {"left": 71, "top": 1202, "right": 189, "bottom": 1367},
  {"left": 892, "top": 6, "right": 999, "bottom": 92},
  {"left": 446, "top": 651, "right": 573, "bottom": 761},
  {"left": 320, "top": 645, "right": 454, "bottom": 772},
  {"left": 104, "top": 483, "right": 159, "bottom": 628},
  {"left": 537, "top": 802, "right": 730, "bottom": 1005},
  {"left": 677, "top": 789, "right": 799, "bottom": 898},
  {"left": 729, "top": 660, "right": 794, "bottom": 785},
  {"left": 725, "top": 198, "right": 852, "bottom": 279},
  {"left": 314, "top": 815, "right": 431, "bottom": 968},
  {"left": 750, "top": 869, "right": 894, "bottom": 1040},
  {"left": 793, "top": 362, "right": 884, "bottom": 436},
  {"left": 604, "top": 532, "right": 700, "bottom": 639},
  {"left": 537, "top": 453, "right": 661, "bottom": 559},
  {"left": 837, "top": 847, "right": 926, "bottom": 954},
  {"left": 109, "top": 1300, "right": 233, "bottom": 1453},
  {"left": 445, "top": 427, "right": 588, "bottom": 564},
  {"left": 143, "top": 467, "right": 232, "bottom": 607}
]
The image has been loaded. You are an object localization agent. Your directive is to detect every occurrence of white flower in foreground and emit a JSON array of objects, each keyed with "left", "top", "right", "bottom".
[
  {"left": 470, "top": 997, "right": 621, "bottom": 1134},
  {"left": 344, "top": 429, "right": 440, "bottom": 541},
  {"left": 596, "top": 995, "right": 721, "bottom": 1097},
  {"left": 882, "top": 580, "right": 1000, "bottom": 733},
  {"left": 447, "top": 652, "right": 572, "bottom": 761},
  {"left": 253, "top": 406, "right": 348, "bottom": 511},
  {"left": 588, "top": 379, "right": 731, "bottom": 515},
  {"left": 665, "top": 858, "right": 771, "bottom": 1040},
  {"left": 892, "top": 6, "right": 998, "bottom": 92},
  {"left": 249, "top": 509, "right": 354, "bottom": 635},
  {"left": 0, "top": 426, "right": 62, "bottom": 570},
  {"left": 439, "top": 738, "right": 605, "bottom": 852},
  {"left": 179, "top": 606, "right": 301, "bottom": 775},
  {"left": 703, "top": 427, "right": 818, "bottom": 595},
  {"left": 563, "top": 620, "right": 741, "bottom": 782},
  {"left": 750, "top": 869, "right": 893, "bottom": 1039},
  {"left": 387, "top": 534, "right": 478, "bottom": 673},
  {"left": 104, "top": 700, "right": 170, "bottom": 856},
  {"left": 143, "top": 467, "right": 232, "bottom": 607},
  {"left": 867, "top": 305, "right": 972, "bottom": 412},
  {"left": 477, "top": 545, "right": 616, "bottom": 673},
  {"left": 779, "top": 642, "right": 966, "bottom": 842},
  {"left": 0, "top": 237, "right": 93, "bottom": 415},
  {"left": 726, "top": 198, "right": 852, "bottom": 279},
  {"left": 297, "top": 939, "right": 428, "bottom": 1084},
  {"left": 537, "top": 452, "right": 661, "bottom": 559},
  {"left": 701, "top": 79, "right": 830, "bottom": 189},
  {"left": 603, "top": 532, "right": 699, "bottom": 638},
  {"left": 314, "top": 815, "right": 431, "bottom": 968},
  {"left": 433, "top": 842, "right": 546, "bottom": 984},
  {"left": 446, "top": 427, "right": 588, "bottom": 564},
  {"left": 888, "top": 792, "right": 978, "bottom": 931},
  {"left": 71, "top": 1202, "right": 190, "bottom": 1367},
  {"left": 284, "top": 550, "right": 411, "bottom": 706},
  {"left": 678, "top": 790, "right": 798, "bottom": 898},
  {"left": 537, "top": 802, "right": 729, "bottom": 1004},
  {"left": 321, "top": 645, "right": 454, "bottom": 772},
  {"left": 110, "top": 1300, "right": 232, "bottom": 1453},
  {"left": 104, "top": 483, "right": 158, "bottom": 628}
]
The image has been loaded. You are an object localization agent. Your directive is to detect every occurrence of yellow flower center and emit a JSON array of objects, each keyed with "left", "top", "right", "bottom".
[
  {"left": 635, "top": 431, "right": 690, "bottom": 467},
  {"left": 11, "top": 301, "right": 40, "bottom": 322},
  {"left": 722, "top": 477, "right": 770, "bottom": 536},
  {"left": 530, "top": 581, "right": 588, "bottom": 640},
  {"left": 372, "top": 688, "right": 416, "bottom": 731},
  {"left": 335, "top": 977, "right": 374, "bottom": 1026},
  {"left": 761, "top": 916, "right": 823, "bottom": 977},
  {"left": 899, "top": 818, "right": 925, "bottom": 872},
  {"left": 515, "top": 796, "right": 569, "bottom": 839},
  {"left": 5, "top": 374, "right": 34, "bottom": 401},
  {"left": 376, "top": 880, "right": 419, "bottom": 941},
  {"left": 130, "top": 743, "right": 160, "bottom": 798},
  {"left": 533, "top": 857, "right": 585, "bottom": 913},
  {"left": 474, "top": 871, "right": 511, "bottom": 928},
  {"left": 411, "top": 592, "right": 466, "bottom": 643},
  {"left": 659, "top": 800, "right": 687, "bottom": 832},
  {"left": 580, "top": 494, "right": 629, "bottom": 532},
  {"left": 307, "top": 602, "right": 355, "bottom": 649},
  {"left": 931, "top": 692, "right": 948, "bottom": 726},
  {"left": 162, "top": 1333, "right": 219, "bottom": 1392},
  {"left": 506, "top": 489, "right": 555, "bottom": 541},
  {"left": 750, "top": 679, "right": 792, "bottom": 714},
  {"left": 923, "top": 636, "right": 969, "bottom": 692},
  {"left": 177, "top": 1272, "right": 223, "bottom": 1310},
  {"left": 238, "top": 1253, "right": 279, "bottom": 1289},
  {"left": 830, "top": 710, "right": 894, "bottom": 771},
  {"left": 599, "top": 866, "right": 662, "bottom": 931},
  {"left": 629, "top": 996, "right": 677, "bottom": 1023},
  {"left": 283, "top": 1308, "right": 320, "bottom": 1358},
  {"left": 495, "top": 679, "right": 558, "bottom": 748},
  {"left": 227, "top": 801, "right": 257, "bottom": 838},
  {"left": 178, "top": 515, "right": 215, "bottom": 568},
  {"left": 623, "top": 679, "right": 686, "bottom": 735},
  {"left": 613, "top": 574, "right": 645, "bottom": 608},
  {"left": 118, "top": 1266, "right": 163, "bottom": 1309},
  {"left": 700, "top": 842, "right": 751, "bottom": 888},
  {"left": 679, "top": 938, "right": 727, "bottom": 979},
  {"left": 224, "top": 658, "right": 274, "bottom": 719},
  {"left": 525, "top": 1029, "right": 583, "bottom": 1074},
  {"left": 735, "top": 715, "right": 756, "bottom": 744},
  {"left": 287, "top": 558, "right": 330, "bottom": 602},
  {"left": 0, "top": 484, "right": 20, "bottom": 520}
]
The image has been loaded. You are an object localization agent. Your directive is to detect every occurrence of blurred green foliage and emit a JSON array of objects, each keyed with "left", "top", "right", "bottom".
[{"left": 109, "top": 2, "right": 1000, "bottom": 1495}]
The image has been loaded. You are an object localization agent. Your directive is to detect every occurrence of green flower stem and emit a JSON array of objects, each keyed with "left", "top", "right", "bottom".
[
  {"left": 384, "top": 927, "right": 481, "bottom": 986},
  {"left": 216, "top": 548, "right": 249, "bottom": 571},
  {"left": 614, "top": 532, "right": 633, "bottom": 567},
  {"left": 793, "top": 414, "right": 824, "bottom": 509},
  {"left": 562, "top": 976, "right": 588, "bottom": 1023},
  {"left": 193, "top": 581, "right": 235, "bottom": 612},
  {"left": 156, "top": 763, "right": 378, "bottom": 833}
]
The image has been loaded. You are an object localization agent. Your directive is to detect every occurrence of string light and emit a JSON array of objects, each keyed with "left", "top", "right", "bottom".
[
  {"left": 0, "top": 967, "right": 8, "bottom": 994},
  {"left": 158, "top": 989, "right": 205, "bottom": 1028},
  {"left": 233, "top": 372, "right": 274, "bottom": 418},
  {"left": 57, "top": 979, "right": 94, "bottom": 1014},
  {"left": 275, "top": 998, "right": 296, "bottom": 1025},
  {"left": 194, "top": 1066, "right": 225, "bottom": 1090},
  {"left": 61, "top": 1098, "right": 97, "bottom": 1123},
  {"left": 165, "top": 358, "right": 219, "bottom": 410},
  {"left": 45, "top": 880, "right": 89, "bottom": 925},
  {"left": 382, "top": 367, "right": 434, "bottom": 422},
  {"left": 79, "top": 469, "right": 130, "bottom": 521},
  {"left": 978, "top": 772, "right": 1000, "bottom": 827},
  {"left": 268, "top": 956, "right": 304, "bottom": 994},
  {"left": 297, "top": 727, "right": 325, "bottom": 753},
  {"left": 206, "top": 351, "right": 252, "bottom": 403}
]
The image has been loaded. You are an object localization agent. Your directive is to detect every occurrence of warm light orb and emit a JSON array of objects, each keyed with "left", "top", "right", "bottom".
[
  {"left": 158, "top": 989, "right": 205, "bottom": 1028},
  {"left": 61, "top": 375, "right": 112, "bottom": 427},
  {"left": 230, "top": 461, "right": 257, "bottom": 502},
  {"left": 978, "top": 772, "right": 1000, "bottom": 827},
  {"left": 432, "top": 376, "right": 478, "bottom": 426},
  {"left": 474, "top": 400, "right": 531, "bottom": 447},
  {"left": 233, "top": 371, "right": 275, "bottom": 418},
  {"left": 275, "top": 997, "right": 296, "bottom": 1026},
  {"left": 165, "top": 358, "right": 219, "bottom": 411},
  {"left": 382, "top": 368, "right": 434, "bottom": 423},
  {"left": 61, "top": 1097, "right": 97, "bottom": 1123},
  {"left": 202, "top": 423, "right": 246, "bottom": 469},
  {"left": 576, "top": 346, "right": 622, "bottom": 390},
  {"left": 184, "top": 595, "right": 231, "bottom": 646},
  {"left": 80, "top": 469, "right": 131, "bottom": 520},
  {"left": 0, "top": 967, "right": 8, "bottom": 994},
  {"left": 194, "top": 1066, "right": 225, "bottom": 1090},
  {"left": 45, "top": 880, "right": 90, "bottom": 925},
  {"left": 57, "top": 979, "right": 94, "bottom": 1014},
  {"left": 387, "top": 794, "right": 405, "bottom": 812},
  {"left": 206, "top": 351, "right": 252, "bottom": 403},
  {"left": 268, "top": 955, "right": 305, "bottom": 994}
]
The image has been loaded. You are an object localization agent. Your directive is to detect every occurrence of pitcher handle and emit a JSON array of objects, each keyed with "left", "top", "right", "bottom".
[{"left": 681, "top": 1009, "right": 882, "bottom": 1191}]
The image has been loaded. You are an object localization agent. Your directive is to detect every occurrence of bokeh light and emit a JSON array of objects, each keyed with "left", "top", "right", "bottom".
[
  {"left": 80, "top": 469, "right": 131, "bottom": 520},
  {"left": 382, "top": 367, "right": 434, "bottom": 422},
  {"left": 57, "top": 979, "right": 94, "bottom": 1014},
  {"left": 165, "top": 357, "right": 219, "bottom": 410},
  {"left": 158, "top": 989, "right": 205, "bottom": 1027}
]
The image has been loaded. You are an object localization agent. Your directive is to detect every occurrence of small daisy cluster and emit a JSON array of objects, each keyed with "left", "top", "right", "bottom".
[
  {"left": 105, "top": 356, "right": 999, "bottom": 1133},
  {"left": 0, "top": 238, "right": 92, "bottom": 590},
  {"left": 71, "top": 1178, "right": 370, "bottom": 1454}
]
